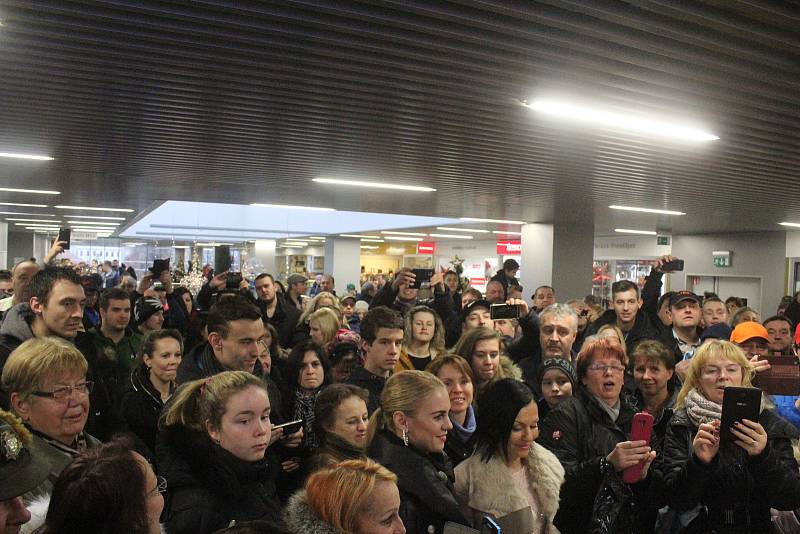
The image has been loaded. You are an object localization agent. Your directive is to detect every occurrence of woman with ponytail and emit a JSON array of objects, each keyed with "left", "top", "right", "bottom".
[
  {"left": 156, "top": 371, "right": 286, "bottom": 533},
  {"left": 367, "top": 370, "right": 468, "bottom": 533}
]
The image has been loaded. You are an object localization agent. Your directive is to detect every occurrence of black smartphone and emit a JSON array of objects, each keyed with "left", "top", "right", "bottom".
[
  {"left": 273, "top": 419, "right": 303, "bottom": 435},
  {"left": 58, "top": 228, "right": 71, "bottom": 250},
  {"left": 226, "top": 272, "right": 243, "bottom": 289},
  {"left": 720, "top": 386, "right": 761, "bottom": 443},
  {"left": 481, "top": 516, "right": 502, "bottom": 534},
  {"left": 411, "top": 268, "right": 434, "bottom": 289},
  {"left": 662, "top": 259, "right": 684, "bottom": 272},
  {"left": 151, "top": 258, "right": 170, "bottom": 276},
  {"left": 490, "top": 303, "right": 520, "bottom": 320}
]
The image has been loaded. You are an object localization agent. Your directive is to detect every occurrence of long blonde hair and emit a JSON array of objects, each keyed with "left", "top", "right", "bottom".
[
  {"left": 366, "top": 370, "right": 445, "bottom": 445},
  {"left": 675, "top": 340, "right": 755, "bottom": 409},
  {"left": 403, "top": 305, "right": 445, "bottom": 357},
  {"left": 308, "top": 307, "right": 341, "bottom": 346},
  {"left": 297, "top": 291, "right": 346, "bottom": 328}
]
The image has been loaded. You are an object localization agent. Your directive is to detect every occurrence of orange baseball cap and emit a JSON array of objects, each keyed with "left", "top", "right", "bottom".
[{"left": 730, "top": 321, "right": 769, "bottom": 344}]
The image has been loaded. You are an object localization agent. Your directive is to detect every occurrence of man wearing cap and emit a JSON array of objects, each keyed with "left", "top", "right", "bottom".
[
  {"left": 657, "top": 291, "right": 703, "bottom": 367},
  {"left": 285, "top": 273, "right": 308, "bottom": 312},
  {"left": 0, "top": 410, "right": 50, "bottom": 533},
  {"left": 490, "top": 258, "right": 520, "bottom": 294},
  {"left": 134, "top": 296, "right": 165, "bottom": 336},
  {"left": 730, "top": 321, "right": 772, "bottom": 374},
  {"left": 253, "top": 273, "right": 302, "bottom": 349},
  {"left": 340, "top": 294, "right": 359, "bottom": 330}
]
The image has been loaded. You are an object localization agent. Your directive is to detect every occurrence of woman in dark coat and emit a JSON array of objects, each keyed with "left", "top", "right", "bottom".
[
  {"left": 368, "top": 370, "right": 469, "bottom": 533},
  {"left": 657, "top": 340, "right": 800, "bottom": 533},
  {"left": 307, "top": 383, "right": 370, "bottom": 473},
  {"left": 427, "top": 355, "right": 478, "bottom": 466}
]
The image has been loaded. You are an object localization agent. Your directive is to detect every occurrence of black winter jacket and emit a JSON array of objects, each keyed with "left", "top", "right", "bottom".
[
  {"left": 585, "top": 309, "right": 660, "bottom": 355},
  {"left": 157, "top": 424, "right": 286, "bottom": 533},
  {"left": 119, "top": 364, "right": 172, "bottom": 458},
  {"left": 258, "top": 295, "right": 303, "bottom": 349},
  {"left": 368, "top": 430, "right": 468, "bottom": 534},
  {"left": 657, "top": 407, "right": 800, "bottom": 533},
  {"left": 346, "top": 366, "right": 386, "bottom": 415},
  {"left": 175, "top": 342, "right": 225, "bottom": 384}
]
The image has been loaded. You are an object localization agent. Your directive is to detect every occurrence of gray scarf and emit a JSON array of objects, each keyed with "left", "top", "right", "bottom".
[{"left": 685, "top": 388, "right": 722, "bottom": 427}]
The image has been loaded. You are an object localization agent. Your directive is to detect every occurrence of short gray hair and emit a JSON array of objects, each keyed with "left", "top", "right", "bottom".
[{"left": 539, "top": 303, "right": 578, "bottom": 332}]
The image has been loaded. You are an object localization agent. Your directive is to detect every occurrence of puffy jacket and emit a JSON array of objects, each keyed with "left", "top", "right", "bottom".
[
  {"left": 585, "top": 309, "right": 660, "bottom": 355},
  {"left": 119, "top": 363, "right": 172, "bottom": 458},
  {"left": 657, "top": 407, "right": 800, "bottom": 533},
  {"left": 368, "top": 430, "right": 468, "bottom": 533},
  {"left": 0, "top": 303, "right": 35, "bottom": 373}
]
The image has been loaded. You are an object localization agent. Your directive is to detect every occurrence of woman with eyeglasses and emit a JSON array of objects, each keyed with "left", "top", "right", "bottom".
[
  {"left": 37, "top": 441, "right": 164, "bottom": 534},
  {"left": 538, "top": 337, "right": 657, "bottom": 534},
  {"left": 2, "top": 336, "right": 101, "bottom": 498},
  {"left": 452, "top": 327, "right": 521, "bottom": 397}
]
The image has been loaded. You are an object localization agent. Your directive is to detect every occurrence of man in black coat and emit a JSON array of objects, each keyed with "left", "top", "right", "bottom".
[
  {"left": 585, "top": 280, "right": 659, "bottom": 355},
  {"left": 253, "top": 273, "right": 302, "bottom": 349},
  {"left": 490, "top": 258, "right": 520, "bottom": 294}
]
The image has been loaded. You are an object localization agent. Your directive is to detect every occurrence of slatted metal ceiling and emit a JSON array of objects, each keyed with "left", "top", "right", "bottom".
[{"left": 0, "top": 1, "right": 799, "bottom": 236}]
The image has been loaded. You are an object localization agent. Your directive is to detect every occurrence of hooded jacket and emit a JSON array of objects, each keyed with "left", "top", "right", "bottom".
[
  {"left": 119, "top": 363, "right": 173, "bottom": 458},
  {"left": 284, "top": 490, "right": 339, "bottom": 534},
  {"left": 0, "top": 303, "right": 34, "bottom": 371},
  {"left": 455, "top": 441, "right": 565, "bottom": 534}
]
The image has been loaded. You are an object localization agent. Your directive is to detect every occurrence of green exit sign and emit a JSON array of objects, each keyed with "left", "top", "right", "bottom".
[
  {"left": 657, "top": 235, "right": 670, "bottom": 246},
  {"left": 713, "top": 254, "right": 732, "bottom": 267}
]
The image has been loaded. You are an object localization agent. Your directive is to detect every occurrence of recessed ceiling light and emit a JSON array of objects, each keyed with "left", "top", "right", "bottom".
[
  {"left": 383, "top": 236, "right": 424, "bottom": 241},
  {"left": 0, "top": 202, "right": 48, "bottom": 208},
  {"left": 614, "top": 228, "right": 657, "bottom": 235},
  {"left": 525, "top": 99, "right": 719, "bottom": 141},
  {"left": 25, "top": 226, "right": 59, "bottom": 230},
  {"left": 436, "top": 227, "right": 490, "bottom": 234},
  {"left": 0, "top": 211, "right": 56, "bottom": 216},
  {"left": 339, "top": 234, "right": 380, "bottom": 239},
  {"left": 460, "top": 217, "right": 526, "bottom": 225},
  {"left": 381, "top": 231, "right": 428, "bottom": 236},
  {"left": 284, "top": 241, "right": 309, "bottom": 246},
  {"left": 16, "top": 223, "right": 57, "bottom": 227},
  {"left": 67, "top": 221, "right": 119, "bottom": 226},
  {"left": 428, "top": 233, "right": 473, "bottom": 239},
  {"left": 492, "top": 230, "right": 522, "bottom": 236},
  {"left": 250, "top": 203, "right": 335, "bottom": 211},
  {"left": 277, "top": 245, "right": 301, "bottom": 249},
  {"left": 0, "top": 152, "right": 54, "bottom": 161},
  {"left": 196, "top": 242, "right": 233, "bottom": 247},
  {"left": 5, "top": 218, "right": 62, "bottom": 223},
  {"left": 0, "top": 187, "right": 60, "bottom": 195},
  {"left": 55, "top": 205, "right": 134, "bottom": 213},
  {"left": 360, "top": 238, "right": 385, "bottom": 243},
  {"left": 609, "top": 205, "right": 686, "bottom": 216},
  {"left": 122, "top": 242, "right": 147, "bottom": 246},
  {"left": 779, "top": 222, "right": 800, "bottom": 228},
  {"left": 312, "top": 177, "right": 436, "bottom": 192},
  {"left": 172, "top": 245, "right": 190, "bottom": 249},
  {"left": 68, "top": 215, "right": 127, "bottom": 221},
  {"left": 360, "top": 245, "right": 380, "bottom": 250}
]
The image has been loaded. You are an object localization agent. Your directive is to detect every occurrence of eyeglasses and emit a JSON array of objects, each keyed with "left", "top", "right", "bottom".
[
  {"left": 587, "top": 364, "right": 626, "bottom": 374},
  {"left": 148, "top": 476, "right": 167, "bottom": 497},
  {"left": 31, "top": 381, "right": 93, "bottom": 401}
]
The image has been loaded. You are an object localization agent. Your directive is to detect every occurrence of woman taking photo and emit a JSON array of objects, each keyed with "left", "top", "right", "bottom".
[
  {"left": 120, "top": 329, "right": 183, "bottom": 457},
  {"left": 658, "top": 340, "right": 800, "bottom": 533},
  {"left": 455, "top": 378, "right": 564, "bottom": 533},
  {"left": 395, "top": 305, "right": 446, "bottom": 372},
  {"left": 3, "top": 337, "right": 101, "bottom": 498},
  {"left": 285, "top": 458, "right": 405, "bottom": 533},
  {"left": 538, "top": 337, "right": 657, "bottom": 534},
  {"left": 427, "top": 355, "right": 477, "bottom": 465},
  {"left": 368, "top": 370, "right": 468, "bottom": 533},
  {"left": 157, "top": 370, "right": 285, "bottom": 533},
  {"left": 452, "top": 327, "right": 521, "bottom": 395}
]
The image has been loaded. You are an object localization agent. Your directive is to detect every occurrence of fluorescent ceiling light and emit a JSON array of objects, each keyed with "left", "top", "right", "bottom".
[
  {"left": 172, "top": 245, "right": 190, "bottom": 249},
  {"left": 339, "top": 234, "right": 380, "bottom": 239},
  {"left": 5, "top": 218, "right": 62, "bottom": 223},
  {"left": 68, "top": 215, "right": 127, "bottom": 220},
  {"left": 360, "top": 245, "right": 380, "bottom": 250},
  {"left": 0, "top": 211, "right": 56, "bottom": 216},
  {"left": 492, "top": 230, "right": 522, "bottom": 236},
  {"left": 614, "top": 228, "right": 657, "bottom": 235},
  {"left": 428, "top": 233, "right": 473, "bottom": 239},
  {"left": 436, "top": 227, "right": 490, "bottom": 234},
  {"left": 609, "top": 205, "right": 686, "bottom": 216},
  {"left": 25, "top": 227, "right": 59, "bottom": 230},
  {"left": 0, "top": 152, "right": 54, "bottom": 161},
  {"left": 72, "top": 228, "right": 116, "bottom": 233},
  {"left": 525, "top": 99, "right": 719, "bottom": 142},
  {"left": 0, "top": 202, "right": 48, "bottom": 208},
  {"left": 360, "top": 238, "right": 385, "bottom": 243},
  {"left": 779, "top": 222, "right": 800, "bottom": 228},
  {"left": 250, "top": 203, "right": 335, "bottom": 211},
  {"left": 67, "top": 221, "right": 119, "bottom": 226},
  {"left": 196, "top": 242, "right": 233, "bottom": 247},
  {"left": 381, "top": 231, "right": 427, "bottom": 236},
  {"left": 460, "top": 217, "right": 525, "bottom": 225},
  {"left": 277, "top": 245, "right": 301, "bottom": 249},
  {"left": 305, "top": 237, "right": 326, "bottom": 240},
  {"left": 283, "top": 241, "right": 309, "bottom": 246},
  {"left": 312, "top": 177, "right": 436, "bottom": 192},
  {"left": 16, "top": 223, "right": 57, "bottom": 227},
  {"left": 384, "top": 236, "right": 424, "bottom": 241},
  {"left": 0, "top": 187, "right": 60, "bottom": 195},
  {"left": 55, "top": 205, "right": 134, "bottom": 213},
  {"left": 122, "top": 242, "right": 147, "bottom": 246}
]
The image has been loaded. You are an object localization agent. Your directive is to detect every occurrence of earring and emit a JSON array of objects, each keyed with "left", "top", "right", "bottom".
[{"left": 402, "top": 426, "right": 409, "bottom": 447}]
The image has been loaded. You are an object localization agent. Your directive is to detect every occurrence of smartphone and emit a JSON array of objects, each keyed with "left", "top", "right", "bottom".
[
  {"left": 481, "top": 516, "right": 502, "bottom": 534},
  {"left": 661, "top": 259, "right": 684, "bottom": 272},
  {"left": 623, "top": 412, "right": 654, "bottom": 484},
  {"left": 226, "top": 272, "right": 243, "bottom": 289},
  {"left": 720, "top": 386, "right": 761, "bottom": 444},
  {"left": 411, "top": 268, "right": 434, "bottom": 289},
  {"left": 490, "top": 303, "right": 520, "bottom": 320},
  {"left": 58, "top": 228, "right": 71, "bottom": 250},
  {"left": 273, "top": 419, "right": 303, "bottom": 435}
]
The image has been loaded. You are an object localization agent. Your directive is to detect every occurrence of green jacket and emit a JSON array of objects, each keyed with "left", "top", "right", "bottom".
[{"left": 90, "top": 327, "right": 143, "bottom": 389}]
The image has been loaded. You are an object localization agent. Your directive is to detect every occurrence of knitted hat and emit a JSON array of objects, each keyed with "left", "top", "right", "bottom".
[
  {"left": 700, "top": 322, "right": 733, "bottom": 342},
  {"left": 538, "top": 358, "right": 577, "bottom": 389},
  {"left": 134, "top": 297, "right": 163, "bottom": 325}
]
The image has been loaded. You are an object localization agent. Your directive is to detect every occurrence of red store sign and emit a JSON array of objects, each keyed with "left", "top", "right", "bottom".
[
  {"left": 496, "top": 240, "right": 521, "bottom": 255},
  {"left": 417, "top": 242, "right": 436, "bottom": 255}
]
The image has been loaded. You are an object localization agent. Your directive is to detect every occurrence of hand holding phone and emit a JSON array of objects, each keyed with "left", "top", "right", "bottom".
[
  {"left": 623, "top": 412, "right": 654, "bottom": 484},
  {"left": 411, "top": 268, "right": 434, "bottom": 289},
  {"left": 273, "top": 419, "right": 303, "bottom": 435},
  {"left": 490, "top": 303, "right": 520, "bottom": 320},
  {"left": 720, "top": 386, "right": 761, "bottom": 444},
  {"left": 57, "top": 228, "right": 71, "bottom": 250}
]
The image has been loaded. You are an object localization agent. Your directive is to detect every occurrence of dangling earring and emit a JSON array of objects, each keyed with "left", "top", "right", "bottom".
[{"left": 402, "top": 426, "right": 409, "bottom": 447}]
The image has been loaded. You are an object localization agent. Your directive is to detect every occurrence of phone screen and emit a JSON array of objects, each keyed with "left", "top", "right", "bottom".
[{"left": 58, "top": 228, "right": 71, "bottom": 250}]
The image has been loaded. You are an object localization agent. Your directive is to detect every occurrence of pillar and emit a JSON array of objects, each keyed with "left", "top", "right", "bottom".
[
  {"left": 520, "top": 224, "right": 554, "bottom": 301},
  {"left": 0, "top": 222, "right": 7, "bottom": 269},
  {"left": 253, "top": 239, "right": 277, "bottom": 276},
  {"left": 324, "top": 238, "right": 360, "bottom": 295}
]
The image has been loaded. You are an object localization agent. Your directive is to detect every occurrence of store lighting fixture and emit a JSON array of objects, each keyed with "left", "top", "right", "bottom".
[
  {"left": 428, "top": 233, "right": 473, "bottom": 240},
  {"left": 614, "top": 228, "right": 657, "bottom": 235},
  {"left": 0, "top": 187, "right": 60, "bottom": 195},
  {"left": 16, "top": 223, "right": 56, "bottom": 227},
  {"left": 383, "top": 236, "right": 424, "bottom": 241},
  {"left": 609, "top": 205, "right": 686, "bottom": 216},
  {"left": 172, "top": 245, "right": 190, "bottom": 249},
  {"left": 72, "top": 228, "right": 116, "bottom": 233},
  {"left": 380, "top": 231, "right": 427, "bottom": 236},
  {"left": 779, "top": 222, "right": 800, "bottom": 228},
  {"left": 435, "top": 227, "right": 490, "bottom": 234},
  {"left": 460, "top": 217, "right": 526, "bottom": 225},
  {"left": 196, "top": 242, "right": 233, "bottom": 246},
  {"left": 250, "top": 203, "right": 335, "bottom": 211},
  {"left": 67, "top": 221, "right": 119, "bottom": 226},
  {"left": 277, "top": 245, "right": 301, "bottom": 249},
  {"left": 25, "top": 227, "right": 59, "bottom": 231},
  {"left": 312, "top": 177, "right": 436, "bottom": 192},
  {"left": 305, "top": 237, "right": 327, "bottom": 241},
  {"left": 68, "top": 215, "right": 127, "bottom": 220},
  {"left": 5, "top": 218, "right": 62, "bottom": 223},
  {"left": 283, "top": 241, "right": 309, "bottom": 246},
  {"left": 339, "top": 234, "right": 380, "bottom": 239},
  {"left": 492, "top": 230, "right": 522, "bottom": 236},
  {"left": 524, "top": 99, "right": 719, "bottom": 142},
  {"left": 0, "top": 211, "right": 56, "bottom": 216},
  {"left": 123, "top": 242, "right": 147, "bottom": 246},
  {"left": 0, "top": 152, "right": 54, "bottom": 161},
  {"left": 0, "top": 202, "right": 48, "bottom": 208},
  {"left": 360, "top": 238, "right": 385, "bottom": 243},
  {"left": 55, "top": 205, "right": 135, "bottom": 213},
  {"left": 360, "top": 245, "right": 380, "bottom": 250}
]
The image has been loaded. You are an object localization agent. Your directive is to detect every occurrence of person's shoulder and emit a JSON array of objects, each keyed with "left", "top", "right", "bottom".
[{"left": 761, "top": 407, "right": 800, "bottom": 439}]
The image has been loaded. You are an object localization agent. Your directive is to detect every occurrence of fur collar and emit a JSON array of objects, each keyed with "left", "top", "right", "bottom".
[
  {"left": 284, "top": 490, "right": 339, "bottom": 534},
  {"left": 455, "top": 441, "right": 564, "bottom": 527}
]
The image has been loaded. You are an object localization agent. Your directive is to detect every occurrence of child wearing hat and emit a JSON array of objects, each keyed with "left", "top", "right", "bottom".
[{"left": 537, "top": 358, "right": 577, "bottom": 420}]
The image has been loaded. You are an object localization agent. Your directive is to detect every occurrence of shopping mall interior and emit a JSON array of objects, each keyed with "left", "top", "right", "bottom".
[{"left": 1, "top": 2, "right": 799, "bottom": 313}]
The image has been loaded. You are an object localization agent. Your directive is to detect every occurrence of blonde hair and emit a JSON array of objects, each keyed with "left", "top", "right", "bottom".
[
  {"left": 2, "top": 337, "right": 88, "bottom": 401},
  {"left": 162, "top": 371, "right": 267, "bottom": 432},
  {"left": 403, "top": 306, "right": 445, "bottom": 357},
  {"left": 675, "top": 340, "right": 755, "bottom": 409},
  {"left": 304, "top": 459, "right": 398, "bottom": 532},
  {"left": 308, "top": 307, "right": 341, "bottom": 346},
  {"left": 367, "top": 370, "right": 445, "bottom": 445},
  {"left": 298, "top": 291, "right": 345, "bottom": 328},
  {"left": 597, "top": 324, "right": 628, "bottom": 357}
]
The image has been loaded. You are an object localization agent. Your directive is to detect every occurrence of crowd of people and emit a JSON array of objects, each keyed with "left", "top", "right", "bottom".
[{"left": 1, "top": 246, "right": 799, "bottom": 534}]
